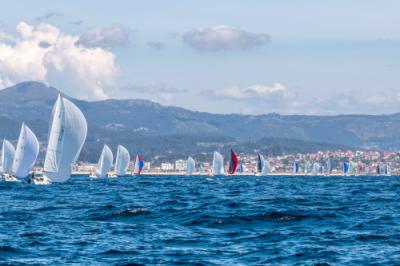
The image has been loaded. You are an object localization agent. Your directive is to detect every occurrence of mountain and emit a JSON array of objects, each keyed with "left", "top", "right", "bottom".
[{"left": 0, "top": 81, "right": 399, "bottom": 163}]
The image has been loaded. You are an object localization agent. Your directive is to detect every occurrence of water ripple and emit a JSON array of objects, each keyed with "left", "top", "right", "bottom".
[{"left": 0, "top": 175, "right": 399, "bottom": 264}]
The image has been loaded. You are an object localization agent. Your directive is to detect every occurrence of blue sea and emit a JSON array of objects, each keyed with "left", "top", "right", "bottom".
[{"left": 0, "top": 175, "right": 399, "bottom": 265}]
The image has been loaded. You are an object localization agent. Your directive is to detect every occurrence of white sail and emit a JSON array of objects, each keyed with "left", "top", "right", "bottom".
[
  {"left": 257, "top": 154, "right": 269, "bottom": 175},
  {"left": 312, "top": 162, "right": 320, "bottom": 175},
  {"left": 43, "top": 95, "right": 88, "bottom": 182},
  {"left": 1, "top": 139, "right": 15, "bottom": 173},
  {"left": 95, "top": 144, "right": 113, "bottom": 177},
  {"left": 263, "top": 160, "right": 270, "bottom": 175},
  {"left": 304, "top": 163, "right": 309, "bottom": 174},
  {"left": 115, "top": 145, "right": 130, "bottom": 176},
  {"left": 186, "top": 156, "right": 195, "bottom": 175},
  {"left": 212, "top": 151, "right": 224, "bottom": 176},
  {"left": 11, "top": 123, "right": 40, "bottom": 178}
]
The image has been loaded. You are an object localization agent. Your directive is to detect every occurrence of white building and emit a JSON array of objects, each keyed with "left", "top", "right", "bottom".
[
  {"left": 175, "top": 160, "right": 187, "bottom": 171},
  {"left": 161, "top": 163, "right": 174, "bottom": 171}
]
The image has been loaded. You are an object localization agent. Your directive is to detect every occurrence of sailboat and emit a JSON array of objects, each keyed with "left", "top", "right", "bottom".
[
  {"left": 93, "top": 144, "right": 113, "bottom": 178},
  {"left": 304, "top": 162, "right": 309, "bottom": 175},
  {"left": 326, "top": 158, "right": 332, "bottom": 175},
  {"left": 376, "top": 165, "right": 381, "bottom": 175},
  {"left": 358, "top": 162, "right": 364, "bottom": 174},
  {"left": 386, "top": 165, "right": 391, "bottom": 176},
  {"left": 133, "top": 154, "right": 144, "bottom": 175},
  {"left": 312, "top": 162, "right": 320, "bottom": 175},
  {"left": 42, "top": 94, "right": 88, "bottom": 184},
  {"left": 228, "top": 149, "right": 238, "bottom": 175},
  {"left": 348, "top": 161, "right": 355, "bottom": 175},
  {"left": 186, "top": 156, "right": 195, "bottom": 175},
  {"left": 256, "top": 153, "right": 269, "bottom": 176},
  {"left": 1, "top": 139, "right": 16, "bottom": 181},
  {"left": 293, "top": 161, "right": 299, "bottom": 175},
  {"left": 342, "top": 162, "right": 348, "bottom": 175},
  {"left": 11, "top": 123, "right": 39, "bottom": 180},
  {"left": 237, "top": 163, "right": 245, "bottom": 174},
  {"left": 212, "top": 151, "right": 224, "bottom": 176},
  {"left": 114, "top": 145, "right": 130, "bottom": 176}
]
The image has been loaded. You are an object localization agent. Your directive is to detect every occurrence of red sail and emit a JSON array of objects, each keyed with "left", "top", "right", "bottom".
[{"left": 228, "top": 149, "right": 239, "bottom": 175}]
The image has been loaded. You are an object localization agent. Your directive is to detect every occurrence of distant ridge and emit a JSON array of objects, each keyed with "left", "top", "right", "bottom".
[{"left": 0, "top": 81, "right": 399, "bottom": 162}]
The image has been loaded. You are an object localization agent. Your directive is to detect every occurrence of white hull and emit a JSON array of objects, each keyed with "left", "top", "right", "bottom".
[
  {"left": 1, "top": 174, "right": 19, "bottom": 182},
  {"left": 32, "top": 176, "right": 52, "bottom": 185}
]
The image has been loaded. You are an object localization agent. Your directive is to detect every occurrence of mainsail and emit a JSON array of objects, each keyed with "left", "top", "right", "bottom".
[
  {"left": 326, "top": 158, "right": 332, "bottom": 174},
  {"left": 237, "top": 163, "right": 245, "bottom": 173},
  {"left": 342, "top": 162, "right": 348, "bottom": 175},
  {"left": 212, "top": 151, "right": 224, "bottom": 176},
  {"left": 43, "top": 95, "right": 88, "bottom": 182},
  {"left": 386, "top": 165, "right": 391, "bottom": 176},
  {"left": 95, "top": 144, "right": 113, "bottom": 177},
  {"left": 11, "top": 123, "right": 40, "bottom": 178},
  {"left": 228, "top": 149, "right": 238, "bottom": 175},
  {"left": 312, "top": 162, "right": 320, "bottom": 175},
  {"left": 115, "top": 145, "right": 130, "bottom": 176},
  {"left": 257, "top": 153, "right": 269, "bottom": 175},
  {"left": 358, "top": 163, "right": 364, "bottom": 174},
  {"left": 293, "top": 161, "right": 299, "bottom": 174},
  {"left": 186, "top": 156, "right": 195, "bottom": 175},
  {"left": 1, "top": 139, "right": 15, "bottom": 174},
  {"left": 133, "top": 154, "right": 144, "bottom": 175},
  {"left": 348, "top": 161, "right": 355, "bottom": 174}
]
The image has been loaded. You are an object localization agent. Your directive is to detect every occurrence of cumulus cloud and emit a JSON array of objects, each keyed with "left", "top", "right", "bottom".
[
  {"left": 119, "top": 83, "right": 187, "bottom": 105},
  {"left": 0, "top": 22, "right": 118, "bottom": 99},
  {"left": 183, "top": 25, "right": 270, "bottom": 51},
  {"left": 212, "top": 83, "right": 290, "bottom": 101},
  {"left": 78, "top": 24, "right": 130, "bottom": 47}
]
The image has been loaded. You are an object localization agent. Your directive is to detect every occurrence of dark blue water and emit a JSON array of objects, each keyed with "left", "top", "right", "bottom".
[{"left": 0, "top": 175, "right": 399, "bottom": 265}]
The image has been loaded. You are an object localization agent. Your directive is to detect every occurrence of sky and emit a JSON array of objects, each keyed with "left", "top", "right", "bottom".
[{"left": 0, "top": 0, "right": 399, "bottom": 115}]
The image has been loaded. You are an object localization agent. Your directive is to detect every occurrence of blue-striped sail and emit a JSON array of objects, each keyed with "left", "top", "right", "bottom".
[
  {"left": 293, "top": 161, "right": 299, "bottom": 174},
  {"left": 342, "top": 162, "right": 348, "bottom": 175}
]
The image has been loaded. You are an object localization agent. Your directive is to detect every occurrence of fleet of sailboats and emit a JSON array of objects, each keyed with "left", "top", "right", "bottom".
[{"left": 0, "top": 94, "right": 396, "bottom": 183}]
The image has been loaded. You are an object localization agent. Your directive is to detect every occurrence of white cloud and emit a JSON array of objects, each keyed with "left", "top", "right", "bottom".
[
  {"left": 0, "top": 22, "right": 118, "bottom": 100},
  {"left": 120, "top": 83, "right": 187, "bottom": 94},
  {"left": 213, "top": 83, "right": 290, "bottom": 101},
  {"left": 183, "top": 25, "right": 270, "bottom": 51},
  {"left": 118, "top": 83, "right": 187, "bottom": 105},
  {"left": 78, "top": 24, "right": 130, "bottom": 48}
]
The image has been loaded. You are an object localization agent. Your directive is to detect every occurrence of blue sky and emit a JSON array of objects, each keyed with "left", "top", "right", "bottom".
[{"left": 0, "top": 0, "right": 399, "bottom": 115}]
